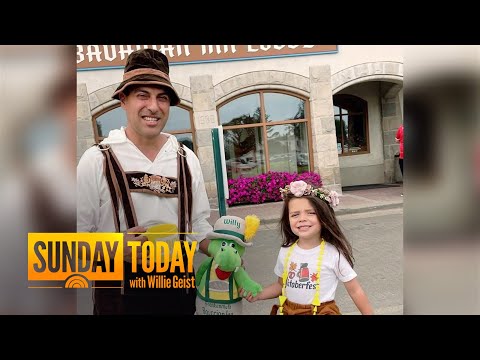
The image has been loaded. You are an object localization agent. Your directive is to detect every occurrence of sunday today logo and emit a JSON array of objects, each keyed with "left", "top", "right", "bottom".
[{"left": 28, "top": 233, "right": 196, "bottom": 289}]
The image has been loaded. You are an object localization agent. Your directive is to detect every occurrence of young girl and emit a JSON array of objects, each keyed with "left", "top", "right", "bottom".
[{"left": 242, "top": 180, "right": 374, "bottom": 315}]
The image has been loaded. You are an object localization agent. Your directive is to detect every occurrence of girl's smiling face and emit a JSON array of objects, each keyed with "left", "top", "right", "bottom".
[{"left": 288, "top": 197, "right": 321, "bottom": 242}]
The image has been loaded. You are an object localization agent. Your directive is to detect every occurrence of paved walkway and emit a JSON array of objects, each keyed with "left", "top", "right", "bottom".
[{"left": 209, "top": 183, "right": 404, "bottom": 225}]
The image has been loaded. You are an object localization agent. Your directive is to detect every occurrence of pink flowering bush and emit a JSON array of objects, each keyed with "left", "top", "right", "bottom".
[{"left": 227, "top": 171, "right": 323, "bottom": 206}]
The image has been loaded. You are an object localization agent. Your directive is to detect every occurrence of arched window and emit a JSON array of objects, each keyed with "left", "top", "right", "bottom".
[
  {"left": 333, "top": 94, "right": 369, "bottom": 156},
  {"left": 93, "top": 105, "right": 196, "bottom": 152},
  {"left": 218, "top": 91, "right": 311, "bottom": 180}
]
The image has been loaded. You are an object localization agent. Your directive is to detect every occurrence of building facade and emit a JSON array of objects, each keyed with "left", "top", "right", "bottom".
[{"left": 77, "top": 45, "right": 403, "bottom": 205}]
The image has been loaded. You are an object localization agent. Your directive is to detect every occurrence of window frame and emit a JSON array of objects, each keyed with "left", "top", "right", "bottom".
[
  {"left": 217, "top": 90, "right": 313, "bottom": 175},
  {"left": 333, "top": 94, "right": 369, "bottom": 157}
]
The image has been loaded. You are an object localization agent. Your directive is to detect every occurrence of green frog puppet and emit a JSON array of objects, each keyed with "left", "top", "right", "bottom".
[{"left": 195, "top": 215, "right": 262, "bottom": 315}]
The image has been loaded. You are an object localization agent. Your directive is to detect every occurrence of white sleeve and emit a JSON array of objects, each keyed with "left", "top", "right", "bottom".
[
  {"left": 334, "top": 251, "right": 357, "bottom": 283},
  {"left": 273, "top": 248, "right": 286, "bottom": 278},
  {"left": 76, "top": 147, "right": 103, "bottom": 233},
  {"left": 186, "top": 152, "right": 213, "bottom": 243}
]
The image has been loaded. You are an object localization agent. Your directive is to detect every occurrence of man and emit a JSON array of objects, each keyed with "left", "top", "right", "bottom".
[
  {"left": 77, "top": 49, "right": 212, "bottom": 315},
  {"left": 395, "top": 124, "right": 404, "bottom": 196},
  {"left": 395, "top": 124, "right": 404, "bottom": 175}
]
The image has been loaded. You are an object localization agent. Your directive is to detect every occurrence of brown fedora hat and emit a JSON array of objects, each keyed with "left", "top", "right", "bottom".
[{"left": 112, "top": 48, "right": 180, "bottom": 106}]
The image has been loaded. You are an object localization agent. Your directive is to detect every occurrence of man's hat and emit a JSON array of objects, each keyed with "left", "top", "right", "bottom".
[
  {"left": 206, "top": 215, "right": 260, "bottom": 247},
  {"left": 112, "top": 48, "right": 180, "bottom": 106}
]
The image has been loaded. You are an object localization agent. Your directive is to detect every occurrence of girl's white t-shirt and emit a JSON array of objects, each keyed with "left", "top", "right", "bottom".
[{"left": 274, "top": 242, "right": 357, "bottom": 305}]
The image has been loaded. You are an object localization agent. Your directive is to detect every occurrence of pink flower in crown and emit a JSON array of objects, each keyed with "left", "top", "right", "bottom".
[
  {"left": 289, "top": 180, "right": 308, "bottom": 197},
  {"left": 327, "top": 190, "right": 340, "bottom": 207}
]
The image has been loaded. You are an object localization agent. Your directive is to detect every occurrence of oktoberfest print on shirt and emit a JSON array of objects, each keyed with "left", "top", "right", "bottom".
[{"left": 274, "top": 242, "right": 357, "bottom": 305}]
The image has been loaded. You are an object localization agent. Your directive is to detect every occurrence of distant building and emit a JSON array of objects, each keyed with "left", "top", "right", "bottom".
[{"left": 77, "top": 45, "right": 403, "bottom": 203}]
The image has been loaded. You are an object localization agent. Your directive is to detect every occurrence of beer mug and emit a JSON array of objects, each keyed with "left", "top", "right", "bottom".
[{"left": 145, "top": 223, "right": 179, "bottom": 264}]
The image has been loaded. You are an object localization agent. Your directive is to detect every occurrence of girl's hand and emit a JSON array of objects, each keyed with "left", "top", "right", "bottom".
[{"left": 238, "top": 288, "right": 259, "bottom": 302}]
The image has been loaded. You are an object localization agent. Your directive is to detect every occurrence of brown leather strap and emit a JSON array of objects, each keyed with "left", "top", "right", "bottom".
[
  {"left": 98, "top": 145, "right": 121, "bottom": 232},
  {"left": 177, "top": 144, "right": 192, "bottom": 240},
  {"left": 107, "top": 148, "right": 138, "bottom": 229},
  {"left": 97, "top": 144, "right": 140, "bottom": 300},
  {"left": 98, "top": 144, "right": 138, "bottom": 230},
  {"left": 96, "top": 145, "right": 125, "bottom": 301}
]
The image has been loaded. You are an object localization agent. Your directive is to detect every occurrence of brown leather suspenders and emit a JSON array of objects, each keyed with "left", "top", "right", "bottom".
[
  {"left": 98, "top": 145, "right": 138, "bottom": 231},
  {"left": 177, "top": 145, "right": 193, "bottom": 239},
  {"left": 93, "top": 143, "right": 193, "bottom": 313},
  {"left": 97, "top": 143, "right": 192, "bottom": 235}
]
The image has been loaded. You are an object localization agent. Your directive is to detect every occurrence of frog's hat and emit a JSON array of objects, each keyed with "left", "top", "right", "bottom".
[{"left": 206, "top": 215, "right": 260, "bottom": 247}]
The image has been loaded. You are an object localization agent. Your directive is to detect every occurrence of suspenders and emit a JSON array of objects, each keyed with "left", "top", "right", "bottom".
[
  {"left": 176, "top": 145, "right": 193, "bottom": 240},
  {"left": 98, "top": 145, "right": 138, "bottom": 231},
  {"left": 93, "top": 143, "right": 194, "bottom": 313},
  {"left": 98, "top": 143, "right": 192, "bottom": 235}
]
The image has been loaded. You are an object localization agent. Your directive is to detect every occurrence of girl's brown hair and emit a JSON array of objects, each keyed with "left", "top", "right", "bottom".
[{"left": 279, "top": 193, "right": 354, "bottom": 267}]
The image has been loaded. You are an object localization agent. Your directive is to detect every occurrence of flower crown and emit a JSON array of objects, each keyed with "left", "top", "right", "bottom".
[{"left": 279, "top": 180, "right": 340, "bottom": 208}]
